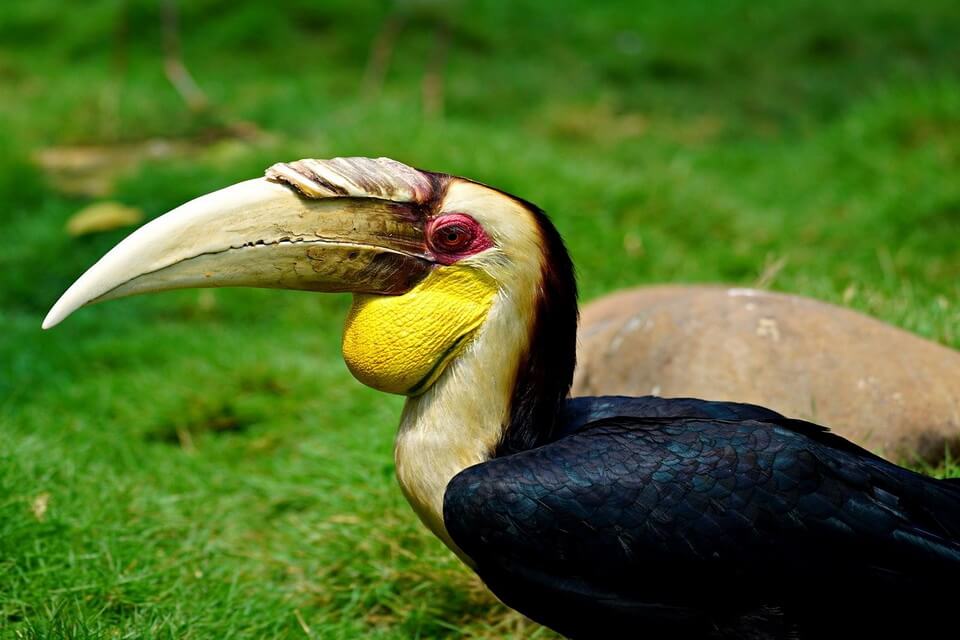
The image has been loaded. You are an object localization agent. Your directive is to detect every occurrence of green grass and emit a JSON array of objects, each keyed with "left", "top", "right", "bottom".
[{"left": 2, "top": 0, "right": 959, "bottom": 637}]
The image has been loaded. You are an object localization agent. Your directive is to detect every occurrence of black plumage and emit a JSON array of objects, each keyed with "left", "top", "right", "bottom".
[{"left": 445, "top": 396, "right": 960, "bottom": 638}]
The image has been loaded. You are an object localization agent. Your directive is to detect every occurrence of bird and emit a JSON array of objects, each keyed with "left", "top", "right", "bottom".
[{"left": 44, "top": 157, "right": 960, "bottom": 638}]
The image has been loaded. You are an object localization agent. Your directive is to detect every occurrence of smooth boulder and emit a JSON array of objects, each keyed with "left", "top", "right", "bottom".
[{"left": 573, "top": 285, "right": 960, "bottom": 463}]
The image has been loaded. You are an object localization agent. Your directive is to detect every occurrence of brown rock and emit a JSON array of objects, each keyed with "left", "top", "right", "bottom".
[{"left": 573, "top": 285, "right": 960, "bottom": 463}]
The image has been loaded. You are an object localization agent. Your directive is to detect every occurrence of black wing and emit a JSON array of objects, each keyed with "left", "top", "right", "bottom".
[
  {"left": 445, "top": 400, "right": 960, "bottom": 638},
  {"left": 559, "top": 394, "right": 788, "bottom": 433}
]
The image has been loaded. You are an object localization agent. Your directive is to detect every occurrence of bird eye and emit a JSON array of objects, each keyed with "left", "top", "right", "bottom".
[
  {"left": 427, "top": 214, "right": 490, "bottom": 261},
  {"left": 434, "top": 224, "right": 472, "bottom": 251}
]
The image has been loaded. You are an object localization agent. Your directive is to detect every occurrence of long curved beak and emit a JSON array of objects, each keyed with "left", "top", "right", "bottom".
[{"left": 42, "top": 178, "right": 431, "bottom": 329}]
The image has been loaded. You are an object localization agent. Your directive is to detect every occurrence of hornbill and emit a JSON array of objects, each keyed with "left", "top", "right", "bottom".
[{"left": 45, "top": 157, "right": 960, "bottom": 638}]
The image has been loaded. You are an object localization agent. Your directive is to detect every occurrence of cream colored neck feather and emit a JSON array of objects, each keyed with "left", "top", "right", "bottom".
[{"left": 394, "top": 287, "right": 531, "bottom": 560}]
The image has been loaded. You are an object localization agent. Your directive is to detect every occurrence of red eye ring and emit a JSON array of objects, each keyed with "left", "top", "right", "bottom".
[{"left": 427, "top": 213, "right": 492, "bottom": 264}]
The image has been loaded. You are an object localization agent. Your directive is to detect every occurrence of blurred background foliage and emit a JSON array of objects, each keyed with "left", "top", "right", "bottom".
[{"left": 1, "top": 0, "right": 959, "bottom": 637}]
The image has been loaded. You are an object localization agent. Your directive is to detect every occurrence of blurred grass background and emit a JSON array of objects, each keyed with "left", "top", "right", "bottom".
[{"left": 1, "top": 0, "right": 959, "bottom": 637}]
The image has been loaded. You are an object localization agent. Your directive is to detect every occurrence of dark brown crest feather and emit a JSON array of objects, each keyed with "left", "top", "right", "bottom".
[{"left": 494, "top": 199, "right": 579, "bottom": 457}]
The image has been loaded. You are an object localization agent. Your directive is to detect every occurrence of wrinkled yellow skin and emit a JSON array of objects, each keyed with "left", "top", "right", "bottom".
[{"left": 342, "top": 266, "right": 497, "bottom": 395}]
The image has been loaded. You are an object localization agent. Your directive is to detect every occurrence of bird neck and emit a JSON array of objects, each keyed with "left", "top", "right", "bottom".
[
  {"left": 394, "top": 202, "right": 578, "bottom": 557},
  {"left": 395, "top": 289, "right": 531, "bottom": 556}
]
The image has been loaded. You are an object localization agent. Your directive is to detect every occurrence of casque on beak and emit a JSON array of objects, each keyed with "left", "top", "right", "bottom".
[{"left": 43, "top": 164, "right": 435, "bottom": 329}]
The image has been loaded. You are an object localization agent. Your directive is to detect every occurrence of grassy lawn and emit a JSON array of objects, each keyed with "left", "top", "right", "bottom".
[{"left": 2, "top": 0, "right": 959, "bottom": 637}]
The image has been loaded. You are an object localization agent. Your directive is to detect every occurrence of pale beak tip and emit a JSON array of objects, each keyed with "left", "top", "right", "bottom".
[
  {"left": 42, "top": 297, "right": 74, "bottom": 330},
  {"left": 41, "top": 308, "right": 62, "bottom": 330}
]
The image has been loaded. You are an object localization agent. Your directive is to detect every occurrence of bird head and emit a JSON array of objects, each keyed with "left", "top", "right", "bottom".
[{"left": 44, "top": 157, "right": 576, "bottom": 420}]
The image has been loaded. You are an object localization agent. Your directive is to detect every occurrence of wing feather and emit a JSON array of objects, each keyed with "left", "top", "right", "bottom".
[{"left": 445, "top": 398, "right": 960, "bottom": 638}]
